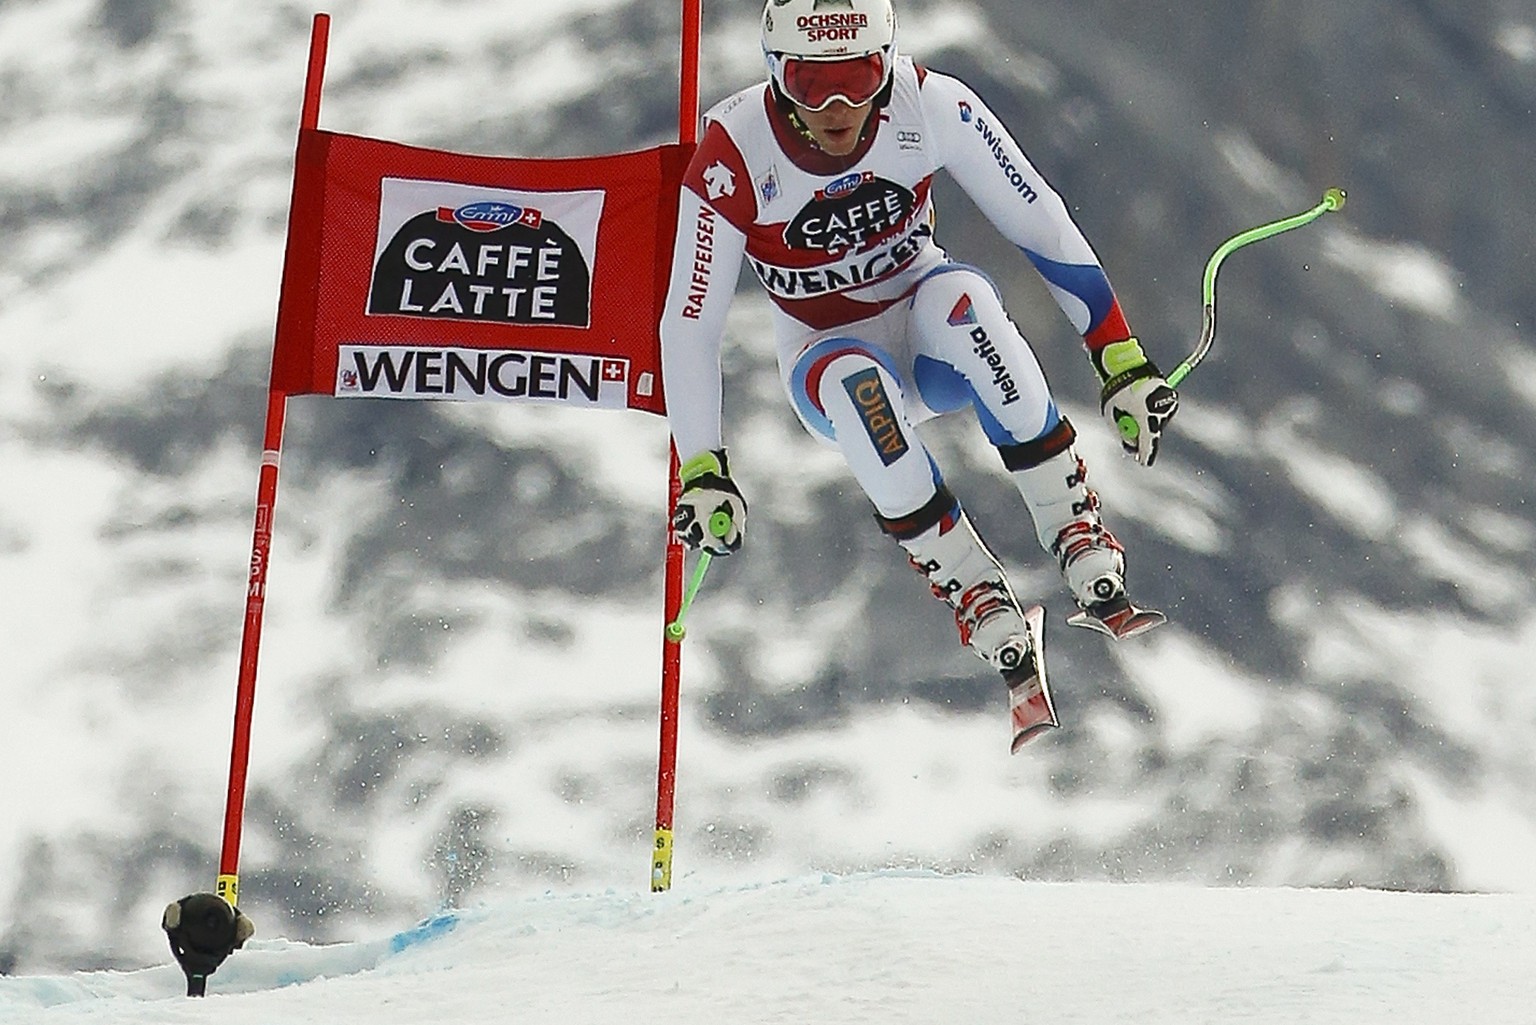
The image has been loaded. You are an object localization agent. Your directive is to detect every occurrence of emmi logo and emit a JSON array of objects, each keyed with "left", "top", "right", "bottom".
[{"left": 337, "top": 346, "right": 628, "bottom": 409}]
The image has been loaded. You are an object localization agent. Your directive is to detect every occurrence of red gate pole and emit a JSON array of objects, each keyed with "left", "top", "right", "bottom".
[
  {"left": 652, "top": 0, "right": 702, "bottom": 894},
  {"left": 215, "top": 12, "right": 331, "bottom": 910}
]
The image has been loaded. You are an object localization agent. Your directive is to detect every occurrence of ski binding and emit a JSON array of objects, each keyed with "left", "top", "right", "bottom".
[{"left": 1066, "top": 595, "right": 1166, "bottom": 640}]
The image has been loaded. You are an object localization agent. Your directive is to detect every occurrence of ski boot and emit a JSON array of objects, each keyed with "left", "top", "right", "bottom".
[
  {"left": 1007, "top": 423, "right": 1165, "bottom": 640},
  {"left": 1054, "top": 520, "right": 1165, "bottom": 640},
  {"left": 879, "top": 494, "right": 1060, "bottom": 748}
]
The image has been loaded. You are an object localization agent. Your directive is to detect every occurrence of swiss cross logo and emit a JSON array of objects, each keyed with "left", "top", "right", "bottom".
[{"left": 602, "top": 360, "right": 627, "bottom": 382}]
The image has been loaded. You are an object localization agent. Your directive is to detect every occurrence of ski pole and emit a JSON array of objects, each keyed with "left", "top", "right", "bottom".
[
  {"left": 1167, "top": 187, "right": 1347, "bottom": 389},
  {"left": 663, "top": 509, "right": 734, "bottom": 641}
]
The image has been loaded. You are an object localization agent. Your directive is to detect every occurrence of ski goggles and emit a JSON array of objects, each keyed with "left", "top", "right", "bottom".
[{"left": 770, "top": 52, "right": 889, "bottom": 111}]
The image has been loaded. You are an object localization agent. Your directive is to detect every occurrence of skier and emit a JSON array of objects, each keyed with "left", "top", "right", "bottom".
[{"left": 659, "top": 0, "right": 1178, "bottom": 746}]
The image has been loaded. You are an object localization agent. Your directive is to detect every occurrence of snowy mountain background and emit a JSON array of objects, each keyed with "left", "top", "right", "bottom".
[{"left": 3, "top": 0, "right": 1536, "bottom": 976}]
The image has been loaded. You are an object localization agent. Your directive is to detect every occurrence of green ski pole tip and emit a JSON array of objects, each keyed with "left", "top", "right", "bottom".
[
  {"left": 1323, "top": 187, "right": 1347, "bottom": 211},
  {"left": 665, "top": 621, "right": 685, "bottom": 641},
  {"left": 708, "top": 511, "right": 733, "bottom": 539}
]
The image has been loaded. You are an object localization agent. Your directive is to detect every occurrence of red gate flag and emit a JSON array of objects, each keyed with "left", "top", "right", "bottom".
[{"left": 270, "top": 129, "right": 691, "bottom": 415}]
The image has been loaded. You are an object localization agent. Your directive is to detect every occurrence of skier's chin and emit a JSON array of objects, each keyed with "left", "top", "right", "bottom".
[
  {"left": 817, "top": 127, "right": 860, "bottom": 155},
  {"left": 797, "top": 101, "right": 870, "bottom": 156}
]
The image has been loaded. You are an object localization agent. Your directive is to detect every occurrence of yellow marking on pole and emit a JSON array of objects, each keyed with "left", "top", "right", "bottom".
[
  {"left": 216, "top": 874, "right": 240, "bottom": 908},
  {"left": 651, "top": 828, "right": 675, "bottom": 892}
]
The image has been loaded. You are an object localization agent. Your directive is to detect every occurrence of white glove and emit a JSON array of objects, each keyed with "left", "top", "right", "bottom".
[
  {"left": 1095, "top": 338, "right": 1179, "bottom": 467},
  {"left": 672, "top": 448, "right": 747, "bottom": 556}
]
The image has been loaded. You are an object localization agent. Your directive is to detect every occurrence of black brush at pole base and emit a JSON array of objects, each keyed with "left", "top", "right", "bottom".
[{"left": 162, "top": 892, "right": 255, "bottom": 997}]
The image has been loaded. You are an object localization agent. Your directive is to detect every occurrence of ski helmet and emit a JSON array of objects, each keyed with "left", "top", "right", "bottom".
[{"left": 761, "top": 0, "right": 898, "bottom": 111}]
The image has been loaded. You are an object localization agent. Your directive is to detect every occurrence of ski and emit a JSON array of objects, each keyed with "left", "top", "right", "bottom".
[
  {"left": 1005, "top": 604, "right": 1058, "bottom": 752},
  {"left": 1066, "top": 595, "right": 1166, "bottom": 640}
]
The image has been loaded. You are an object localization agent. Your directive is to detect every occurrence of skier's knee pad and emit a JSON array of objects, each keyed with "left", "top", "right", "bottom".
[
  {"left": 789, "top": 337, "right": 907, "bottom": 443},
  {"left": 789, "top": 337, "right": 937, "bottom": 516}
]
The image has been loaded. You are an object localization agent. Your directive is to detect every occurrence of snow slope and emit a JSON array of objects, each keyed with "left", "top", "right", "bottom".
[{"left": 3, "top": 873, "right": 1532, "bottom": 1025}]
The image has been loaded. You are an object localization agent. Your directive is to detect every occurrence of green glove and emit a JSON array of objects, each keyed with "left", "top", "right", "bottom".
[
  {"left": 1092, "top": 337, "right": 1180, "bottom": 467},
  {"left": 673, "top": 448, "right": 747, "bottom": 555}
]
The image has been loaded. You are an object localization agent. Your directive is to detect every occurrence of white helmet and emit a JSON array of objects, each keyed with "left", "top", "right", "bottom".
[{"left": 762, "top": 0, "right": 898, "bottom": 111}]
